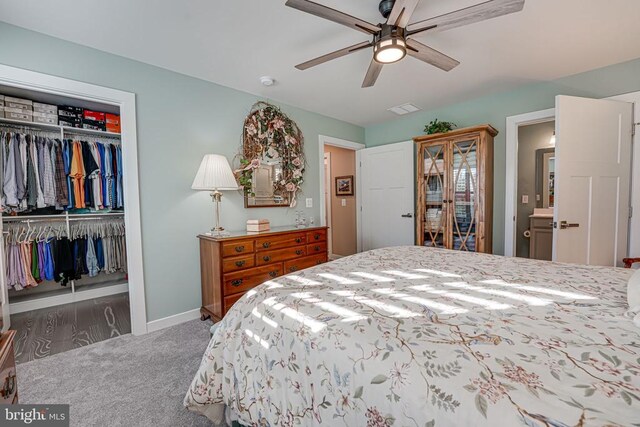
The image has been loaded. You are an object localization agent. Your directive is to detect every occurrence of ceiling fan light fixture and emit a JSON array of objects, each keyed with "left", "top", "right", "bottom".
[{"left": 374, "top": 37, "right": 407, "bottom": 64}]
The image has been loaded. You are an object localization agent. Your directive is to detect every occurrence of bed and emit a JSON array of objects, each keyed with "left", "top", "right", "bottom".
[{"left": 184, "top": 246, "right": 640, "bottom": 426}]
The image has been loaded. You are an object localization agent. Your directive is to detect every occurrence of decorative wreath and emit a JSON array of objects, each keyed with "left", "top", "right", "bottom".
[{"left": 236, "top": 101, "right": 305, "bottom": 207}]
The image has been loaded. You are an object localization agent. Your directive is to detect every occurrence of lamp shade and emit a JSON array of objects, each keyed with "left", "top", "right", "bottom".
[{"left": 191, "top": 154, "right": 239, "bottom": 191}]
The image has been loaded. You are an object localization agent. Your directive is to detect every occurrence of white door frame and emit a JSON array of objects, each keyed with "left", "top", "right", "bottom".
[
  {"left": 318, "top": 135, "right": 365, "bottom": 254},
  {"left": 0, "top": 64, "right": 148, "bottom": 335},
  {"left": 323, "top": 152, "right": 333, "bottom": 257},
  {"left": 504, "top": 108, "right": 555, "bottom": 256},
  {"left": 504, "top": 90, "right": 640, "bottom": 258}
]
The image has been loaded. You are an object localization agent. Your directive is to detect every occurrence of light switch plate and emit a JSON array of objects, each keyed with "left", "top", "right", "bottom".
[
  {"left": 522, "top": 195, "right": 529, "bottom": 204},
  {"left": 305, "top": 198, "right": 313, "bottom": 208},
  {"left": 341, "top": 199, "right": 347, "bottom": 207}
]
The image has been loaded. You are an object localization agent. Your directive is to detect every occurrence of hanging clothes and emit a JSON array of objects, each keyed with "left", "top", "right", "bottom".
[{"left": 3, "top": 218, "right": 126, "bottom": 290}]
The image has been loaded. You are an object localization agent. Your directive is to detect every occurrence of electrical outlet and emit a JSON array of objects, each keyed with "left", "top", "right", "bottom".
[
  {"left": 305, "top": 198, "right": 313, "bottom": 208},
  {"left": 522, "top": 195, "right": 529, "bottom": 204},
  {"left": 341, "top": 199, "right": 347, "bottom": 207}
]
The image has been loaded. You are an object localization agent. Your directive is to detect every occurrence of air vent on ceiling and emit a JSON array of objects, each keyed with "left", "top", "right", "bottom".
[{"left": 387, "top": 103, "right": 421, "bottom": 116}]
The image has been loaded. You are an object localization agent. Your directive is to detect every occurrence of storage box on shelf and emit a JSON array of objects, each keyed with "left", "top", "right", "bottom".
[
  {"left": 105, "top": 113, "right": 120, "bottom": 133},
  {"left": 198, "top": 226, "right": 329, "bottom": 321},
  {"left": 3, "top": 107, "right": 32, "bottom": 122}
]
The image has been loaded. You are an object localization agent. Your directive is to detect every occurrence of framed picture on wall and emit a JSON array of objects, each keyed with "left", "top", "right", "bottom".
[{"left": 335, "top": 175, "right": 354, "bottom": 196}]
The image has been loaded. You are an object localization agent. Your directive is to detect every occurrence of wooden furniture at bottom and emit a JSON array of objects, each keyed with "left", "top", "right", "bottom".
[
  {"left": 624, "top": 258, "right": 640, "bottom": 268},
  {"left": 199, "top": 226, "right": 329, "bottom": 322},
  {"left": 0, "top": 331, "right": 17, "bottom": 404},
  {"left": 414, "top": 125, "right": 497, "bottom": 253}
]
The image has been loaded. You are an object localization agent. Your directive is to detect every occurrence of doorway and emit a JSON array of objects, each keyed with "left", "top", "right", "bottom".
[
  {"left": 514, "top": 120, "right": 556, "bottom": 261},
  {"left": 318, "top": 136, "right": 364, "bottom": 259},
  {"left": 505, "top": 92, "right": 639, "bottom": 265},
  {"left": 0, "top": 64, "right": 147, "bottom": 363}
]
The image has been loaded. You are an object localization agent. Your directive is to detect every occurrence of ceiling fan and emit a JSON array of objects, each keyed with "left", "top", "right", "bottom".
[{"left": 286, "top": 0, "right": 525, "bottom": 87}]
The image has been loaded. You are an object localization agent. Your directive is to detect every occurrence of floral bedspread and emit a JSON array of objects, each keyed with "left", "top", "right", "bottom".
[{"left": 184, "top": 247, "right": 640, "bottom": 426}]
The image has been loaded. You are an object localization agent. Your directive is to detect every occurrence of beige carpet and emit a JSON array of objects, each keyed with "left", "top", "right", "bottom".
[{"left": 17, "top": 319, "right": 215, "bottom": 427}]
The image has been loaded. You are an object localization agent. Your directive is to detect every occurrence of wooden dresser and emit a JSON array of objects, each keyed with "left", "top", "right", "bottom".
[
  {"left": 198, "top": 226, "right": 329, "bottom": 322},
  {"left": 0, "top": 331, "right": 17, "bottom": 404}
]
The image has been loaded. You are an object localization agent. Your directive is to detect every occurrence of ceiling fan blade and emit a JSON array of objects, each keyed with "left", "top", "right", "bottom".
[
  {"left": 386, "top": 0, "right": 421, "bottom": 28},
  {"left": 295, "top": 41, "right": 372, "bottom": 70},
  {"left": 362, "top": 59, "right": 383, "bottom": 88},
  {"left": 407, "top": 0, "right": 524, "bottom": 36},
  {"left": 286, "top": 0, "right": 380, "bottom": 34},
  {"left": 406, "top": 39, "right": 460, "bottom": 71}
]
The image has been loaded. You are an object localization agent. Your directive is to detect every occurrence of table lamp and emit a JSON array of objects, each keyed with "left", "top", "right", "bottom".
[{"left": 192, "top": 154, "right": 239, "bottom": 236}]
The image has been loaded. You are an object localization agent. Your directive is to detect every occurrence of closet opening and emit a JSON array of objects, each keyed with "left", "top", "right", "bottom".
[{"left": 0, "top": 68, "right": 145, "bottom": 363}]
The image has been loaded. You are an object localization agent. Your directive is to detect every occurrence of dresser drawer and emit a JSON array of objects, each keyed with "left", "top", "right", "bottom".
[
  {"left": 224, "top": 292, "right": 246, "bottom": 313},
  {"left": 222, "top": 254, "right": 255, "bottom": 273},
  {"left": 306, "top": 229, "right": 327, "bottom": 243},
  {"left": 306, "top": 242, "right": 327, "bottom": 255},
  {"left": 284, "top": 254, "right": 328, "bottom": 274},
  {"left": 223, "top": 264, "right": 283, "bottom": 295},
  {"left": 256, "top": 233, "right": 306, "bottom": 251},
  {"left": 256, "top": 246, "right": 307, "bottom": 266},
  {"left": 0, "top": 342, "right": 17, "bottom": 405},
  {"left": 222, "top": 240, "right": 255, "bottom": 257}
]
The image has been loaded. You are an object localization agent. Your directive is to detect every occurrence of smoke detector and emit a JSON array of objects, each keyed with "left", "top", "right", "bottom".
[{"left": 260, "top": 76, "right": 275, "bottom": 87}]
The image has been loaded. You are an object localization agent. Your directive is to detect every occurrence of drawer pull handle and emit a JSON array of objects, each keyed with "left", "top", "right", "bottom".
[
  {"left": 235, "top": 246, "right": 245, "bottom": 253},
  {"left": 1, "top": 372, "right": 15, "bottom": 397},
  {"left": 235, "top": 260, "right": 246, "bottom": 267},
  {"left": 314, "top": 246, "right": 320, "bottom": 251},
  {"left": 295, "top": 238, "right": 303, "bottom": 243},
  {"left": 231, "top": 279, "right": 243, "bottom": 287},
  {"left": 314, "top": 234, "right": 321, "bottom": 240},
  {"left": 263, "top": 256, "right": 271, "bottom": 262},
  {"left": 289, "top": 266, "right": 298, "bottom": 272},
  {"left": 262, "top": 242, "right": 271, "bottom": 248},
  {"left": 295, "top": 250, "right": 303, "bottom": 255},
  {"left": 269, "top": 271, "right": 278, "bottom": 278}
]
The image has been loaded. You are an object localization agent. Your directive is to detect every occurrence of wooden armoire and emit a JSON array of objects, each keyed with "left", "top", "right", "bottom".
[{"left": 414, "top": 125, "right": 497, "bottom": 253}]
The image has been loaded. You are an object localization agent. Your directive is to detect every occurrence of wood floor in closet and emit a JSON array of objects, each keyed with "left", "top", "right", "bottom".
[{"left": 11, "top": 293, "right": 131, "bottom": 364}]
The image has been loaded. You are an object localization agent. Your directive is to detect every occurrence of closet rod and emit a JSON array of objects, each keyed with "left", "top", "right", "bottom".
[
  {"left": 0, "top": 122, "right": 61, "bottom": 135},
  {"left": 64, "top": 129, "right": 121, "bottom": 141},
  {"left": 3, "top": 213, "right": 124, "bottom": 222}
]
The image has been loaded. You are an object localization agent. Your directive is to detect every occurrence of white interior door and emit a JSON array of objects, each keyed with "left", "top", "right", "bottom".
[
  {"left": 553, "top": 95, "right": 633, "bottom": 266},
  {"left": 359, "top": 141, "right": 414, "bottom": 251}
]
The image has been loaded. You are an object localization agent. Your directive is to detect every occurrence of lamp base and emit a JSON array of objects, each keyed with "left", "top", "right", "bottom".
[{"left": 208, "top": 227, "right": 230, "bottom": 237}]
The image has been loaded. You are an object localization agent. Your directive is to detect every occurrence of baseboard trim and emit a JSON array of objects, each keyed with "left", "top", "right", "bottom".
[{"left": 146, "top": 308, "right": 201, "bottom": 333}]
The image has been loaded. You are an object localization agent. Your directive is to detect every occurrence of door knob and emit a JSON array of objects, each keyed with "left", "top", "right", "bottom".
[
  {"left": 401, "top": 213, "right": 413, "bottom": 218},
  {"left": 557, "top": 221, "right": 579, "bottom": 229}
]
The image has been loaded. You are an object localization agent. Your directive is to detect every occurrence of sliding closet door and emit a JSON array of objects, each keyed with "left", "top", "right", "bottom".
[{"left": 554, "top": 95, "right": 633, "bottom": 266}]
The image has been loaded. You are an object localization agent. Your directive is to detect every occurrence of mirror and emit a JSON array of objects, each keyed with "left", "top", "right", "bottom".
[
  {"left": 535, "top": 148, "right": 555, "bottom": 208},
  {"left": 245, "top": 160, "right": 289, "bottom": 207},
  {"left": 238, "top": 102, "right": 305, "bottom": 208}
]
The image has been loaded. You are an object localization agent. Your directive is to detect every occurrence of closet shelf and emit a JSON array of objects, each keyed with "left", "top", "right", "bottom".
[
  {"left": 2, "top": 212, "right": 124, "bottom": 221},
  {"left": 0, "top": 117, "right": 121, "bottom": 138}
]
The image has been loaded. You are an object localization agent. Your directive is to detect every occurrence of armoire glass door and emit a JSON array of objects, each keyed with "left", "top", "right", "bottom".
[
  {"left": 423, "top": 143, "right": 447, "bottom": 248},
  {"left": 451, "top": 139, "right": 478, "bottom": 251}
]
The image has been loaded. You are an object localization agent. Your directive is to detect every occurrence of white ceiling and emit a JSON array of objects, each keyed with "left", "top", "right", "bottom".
[{"left": 1, "top": 0, "right": 639, "bottom": 126}]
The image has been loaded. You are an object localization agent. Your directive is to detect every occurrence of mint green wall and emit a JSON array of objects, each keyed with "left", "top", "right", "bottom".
[
  {"left": 365, "top": 58, "right": 640, "bottom": 254},
  {"left": 0, "top": 22, "right": 364, "bottom": 322}
]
